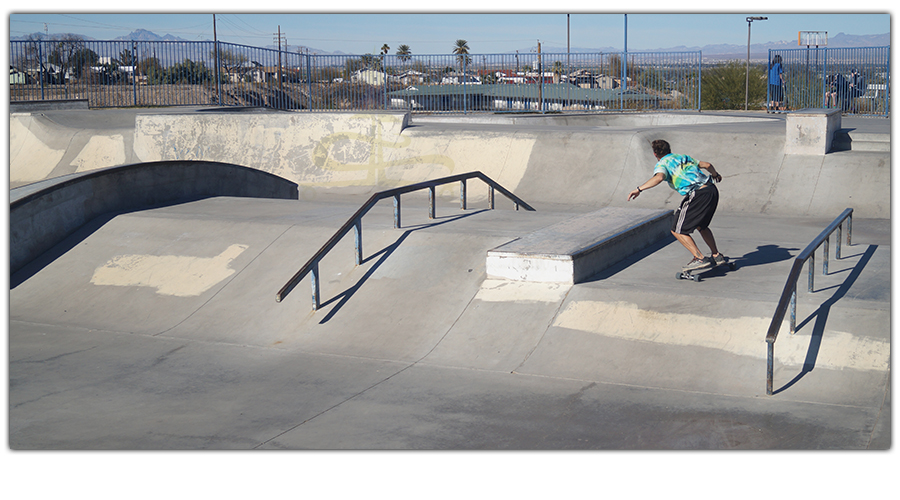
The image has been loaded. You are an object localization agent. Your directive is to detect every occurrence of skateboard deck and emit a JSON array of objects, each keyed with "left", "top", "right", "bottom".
[{"left": 676, "top": 256, "right": 736, "bottom": 282}]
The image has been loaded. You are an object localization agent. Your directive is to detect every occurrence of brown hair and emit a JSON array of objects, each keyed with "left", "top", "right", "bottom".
[{"left": 651, "top": 139, "right": 671, "bottom": 158}]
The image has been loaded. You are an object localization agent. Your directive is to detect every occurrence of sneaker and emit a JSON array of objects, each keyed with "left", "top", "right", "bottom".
[
  {"left": 711, "top": 254, "right": 728, "bottom": 266},
  {"left": 683, "top": 256, "right": 713, "bottom": 272}
]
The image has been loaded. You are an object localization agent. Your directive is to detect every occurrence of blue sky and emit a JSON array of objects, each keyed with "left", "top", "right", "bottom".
[{"left": 7, "top": 9, "right": 891, "bottom": 55}]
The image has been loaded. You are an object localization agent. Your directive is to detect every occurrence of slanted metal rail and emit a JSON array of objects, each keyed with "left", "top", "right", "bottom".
[
  {"left": 765, "top": 208, "right": 853, "bottom": 395},
  {"left": 276, "top": 171, "right": 535, "bottom": 309}
]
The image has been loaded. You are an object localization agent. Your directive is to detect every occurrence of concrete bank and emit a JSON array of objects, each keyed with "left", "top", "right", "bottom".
[
  {"left": 9, "top": 108, "right": 891, "bottom": 218},
  {"left": 9, "top": 161, "right": 299, "bottom": 274}
]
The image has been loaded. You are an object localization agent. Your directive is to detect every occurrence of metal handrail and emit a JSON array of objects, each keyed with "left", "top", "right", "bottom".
[
  {"left": 275, "top": 171, "right": 535, "bottom": 308},
  {"left": 765, "top": 208, "right": 853, "bottom": 395}
]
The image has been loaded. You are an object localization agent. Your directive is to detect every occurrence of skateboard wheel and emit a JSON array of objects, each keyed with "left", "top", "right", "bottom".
[
  {"left": 676, "top": 272, "right": 685, "bottom": 280},
  {"left": 691, "top": 274, "right": 701, "bottom": 282}
]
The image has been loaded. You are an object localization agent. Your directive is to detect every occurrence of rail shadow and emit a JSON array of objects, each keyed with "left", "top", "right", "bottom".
[
  {"left": 316, "top": 209, "right": 488, "bottom": 324},
  {"left": 773, "top": 244, "right": 878, "bottom": 395}
]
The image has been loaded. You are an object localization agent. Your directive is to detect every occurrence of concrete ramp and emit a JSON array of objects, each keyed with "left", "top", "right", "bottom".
[{"left": 9, "top": 112, "right": 137, "bottom": 188}]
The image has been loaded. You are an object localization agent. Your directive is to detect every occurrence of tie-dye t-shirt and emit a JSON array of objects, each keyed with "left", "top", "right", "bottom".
[{"left": 653, "top": 153, "right": 710, "bottom": 196}]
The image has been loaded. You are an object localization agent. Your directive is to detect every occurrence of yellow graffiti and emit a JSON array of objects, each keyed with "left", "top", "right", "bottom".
[{"left": 311, "top": 114, "right": 455, "bottom": 184}]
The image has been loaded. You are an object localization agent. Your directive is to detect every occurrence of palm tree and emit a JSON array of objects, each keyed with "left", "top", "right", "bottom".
[
  {"left": 395, "top": 44, "right": 412, "bottom": 81},
  {"left": 381, "top": 44, "right": 390, "bottom": 55},
  {"left": 551, "top": 60, "right": 565, "bottom": 84},
  {"left": 453, "top": 39, "right": 471, "bottom": 78},
  {"left": 396, "top": 44, "right": 411, "bottom": 62}
]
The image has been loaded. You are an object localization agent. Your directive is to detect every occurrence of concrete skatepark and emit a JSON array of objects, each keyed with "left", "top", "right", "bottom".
[{"left": 7, "top": 105, "right": 891, "bottom": 450}]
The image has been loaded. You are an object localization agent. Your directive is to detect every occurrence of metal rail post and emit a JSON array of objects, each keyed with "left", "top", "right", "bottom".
[
  {"left": 428, "top": 186, "right": 435, "bottom": 219},
  {"left": 836, "top": 225, "right": 842, "bottom": 258},
  {"left": 808, "top": 253, "right": 815, "bottom": 292},
  {"left": 354, "top": 219, "right": 362, "bottom": 265},
  {"left": 789, "top": 283, "right": 797, "bottom": 334},
  {"left": 460, "top": 179, "right": 467, "bottom": 210},
  {"left": 311, "top": 262, "right": 320, "bottom": 310}
]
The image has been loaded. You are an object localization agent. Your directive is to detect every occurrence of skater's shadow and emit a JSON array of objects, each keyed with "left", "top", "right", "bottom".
[{"left": 732, "top": 244, "right": 798, "bottom": 268}]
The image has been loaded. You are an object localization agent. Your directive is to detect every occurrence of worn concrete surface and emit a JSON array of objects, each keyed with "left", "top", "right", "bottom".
[
  {"left": 8, "top": 194, "right": 890, "bottom": 450},
  {"left": 6, "top": 107, "right": 891, "bottom": 454}
]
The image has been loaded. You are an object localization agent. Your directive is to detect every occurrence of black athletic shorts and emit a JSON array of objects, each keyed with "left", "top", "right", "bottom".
[{"left": 673, "top": 182, "right": 718, "bottom": 235}]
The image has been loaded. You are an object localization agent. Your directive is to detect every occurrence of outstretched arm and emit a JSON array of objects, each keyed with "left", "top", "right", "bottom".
[
  {"left": 627, "top": 172, "right": 666, "bottom": 201},
  {"left": 699, "top": 161, "right": 722, "bottom": 182}
]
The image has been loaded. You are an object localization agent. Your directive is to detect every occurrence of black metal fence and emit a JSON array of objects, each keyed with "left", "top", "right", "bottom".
[
  {"left": 766, "top": 46, "right": 890, "bottom": 116},
  {"left": 10, "top": 39, "right": 701, "bottom": 113}
]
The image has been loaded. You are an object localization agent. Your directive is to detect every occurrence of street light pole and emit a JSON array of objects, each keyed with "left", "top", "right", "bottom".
[{"left": 745, "top": 16, "right": 767, "bottom": 110}]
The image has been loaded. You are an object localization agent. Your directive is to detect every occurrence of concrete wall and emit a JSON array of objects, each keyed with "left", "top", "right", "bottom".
[
  {"left": 10, "top": 161, "right": 299, "bottom": 274},
  {"left": 128, "top": 110, "right": 888, "bottom": 218},
  {"left": 11, "top": 109, "right": 890, "bottom": 220}
]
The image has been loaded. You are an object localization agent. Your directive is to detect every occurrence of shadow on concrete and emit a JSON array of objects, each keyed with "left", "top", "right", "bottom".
[
  {"left": 9, "top": 198, "right": 212, "bottom": 290},
  {"left": 733, "top": 244, "right": 798, "bottom": 268},
  {"left": 582, "top": 235, "right": 678, "bottom": 282},
  {"left": 773, "top": 244, "right": 878, "bottom": 395},
  {"left": 316, "top": 210, "right": 488, "bottom": 324},
  {"left": 11, "top": 213, "right": 115, "bottom": 289}
]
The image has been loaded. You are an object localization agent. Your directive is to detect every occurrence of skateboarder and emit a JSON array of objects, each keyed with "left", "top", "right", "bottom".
[{"left": 627, "top": 139, "right": 725, "bottom": 272}]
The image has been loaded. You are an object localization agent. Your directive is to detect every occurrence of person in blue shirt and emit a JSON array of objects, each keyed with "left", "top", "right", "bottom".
[
  {"left": 628, "top": 139, "right": 725, "bottom": 272},
  {"left": 768, "top": 54, "right": 785, "bottom": 111}
]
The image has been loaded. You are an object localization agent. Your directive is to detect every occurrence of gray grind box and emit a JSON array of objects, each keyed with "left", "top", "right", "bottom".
[{"left": 486, "top": 207, "right": 673, "bottom": 283}]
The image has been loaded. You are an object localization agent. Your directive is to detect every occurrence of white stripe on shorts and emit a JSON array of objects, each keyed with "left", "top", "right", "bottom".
[{"left": 675, "top": 189, "right": 695, "bottom": 233}]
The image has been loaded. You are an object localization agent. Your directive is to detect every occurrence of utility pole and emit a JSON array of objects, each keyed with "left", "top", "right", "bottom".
[
  {"left": 273, "top": 25, "right": 286, "bottom": 92},
  {"left": 745, "top": 16, "right": 768, "bottom": 110},
  {"left": 213, "top": 14, "right": 221, "bottom": 106},
  {"left": 537, "top": 40, "right": 543, "bottom": 112}
]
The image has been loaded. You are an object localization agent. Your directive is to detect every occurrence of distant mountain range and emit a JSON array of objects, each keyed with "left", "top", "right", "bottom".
[{"left": 12, "top": 29, "right": 889, "bottom": 60}]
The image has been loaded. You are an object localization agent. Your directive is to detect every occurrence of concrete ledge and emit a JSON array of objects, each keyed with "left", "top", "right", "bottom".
[
  {"left": 10, "top": 99, "right": 90, "bottom": 112},
  {"left": 785, "top": 108, "right": 842, "bottom": 155},
  {"left": 10, "top": 160, "right": 299, "bottom": 274},
  {"left": 486, "top": 207, "right": 673, "bottom": 283}
]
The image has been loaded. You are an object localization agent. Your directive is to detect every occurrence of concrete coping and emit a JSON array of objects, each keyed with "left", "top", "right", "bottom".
[
  {"left": 486, "top": 207, "right": 673, "bottom": 284},
  {"left": 10, "top": 99, "right": 90, "bottom": 112},
  {"left": 789, "top": 108, "right": 843, "bottom": 118}
]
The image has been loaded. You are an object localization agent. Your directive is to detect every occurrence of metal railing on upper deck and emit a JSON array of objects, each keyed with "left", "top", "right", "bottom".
[
  {"left": 766, "top": 47, "right": 889, "bottom": 116},
  {"left": 765, "top": 208, "right": 853, "bottom": 395},
  {"left": 275, "top": 172, "right": 534, "bottom": 310},
  {"left": 10, "top": 39, "right": 701, "bottom": 113}
]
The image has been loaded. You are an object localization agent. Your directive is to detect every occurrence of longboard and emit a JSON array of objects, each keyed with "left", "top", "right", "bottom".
[{"left": 676, "top": 256, "right": 736, "bottom": 282}]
